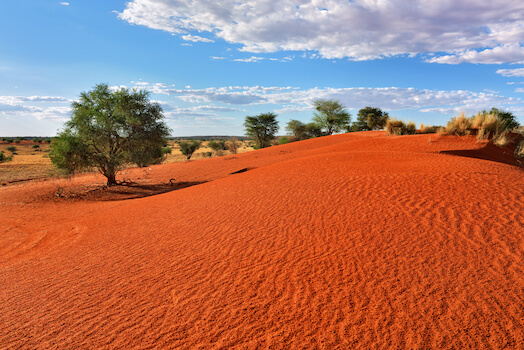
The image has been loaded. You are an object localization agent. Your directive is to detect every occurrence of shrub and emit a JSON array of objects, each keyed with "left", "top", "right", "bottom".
[
  {"left": 0, "top": 151, "right": 12, "bottom": 163},
  {"left": 419, "top": 123, "right": 440, "bottom": 134},
  {"left": 279, "top": 136, "right": 289, "bottom": 144},
  {"left": 7, "top": 146, "right": 16, "bottom": 152},
  {"left": 225, "top": 138, "right": 241, "bottom": 154},
  {"left": 471, "top": 112, "right": 506, "bottom": 136},
  {"left": 32, "top": 144, "right": 40, "bottom": 149},
  {"left": 208, "top": 140, "right": 226, "bottom": 152},
  {"left": 179, "top": 140, "right": 202, "bottom": 160},
  {"left": 445, "top": 112, "right": 472, "bottom": 136},
  {"left": 385, "top": 118, "right": 417, "bottom": 135},
  {"left": 162, "top": 147, "right": 172, "bottom": 154}
]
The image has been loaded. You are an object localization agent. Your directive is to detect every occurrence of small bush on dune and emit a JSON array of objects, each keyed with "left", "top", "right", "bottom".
[
  {"left": 446, "top": 112, "right": 472, "bottom": 136},
  {"left": 471, "top": 112, "right": 506, "bottom": 136},
  {"left": 0, "top": 151, "right": 12, "bottom": 163},
  {"left": 493, "top": 130, "right": 510, "bottom": 147},
  {"left": 225, "top": 138, "right": 241, "bottom": 154},
  {"left": 179, "top": 140, "right": 202, "bottom": 160},
  {"left": 385, "top": 118, "right": 417, "bottom": 135},
  {"left": 418, "top": 124, "right": 440, "bottom": 134},
  {"left": 515, "top": 139, "right": 524, "bottom": 162},
  {"left": 7, "top": 146, "right": 16, "bottom": 152}
]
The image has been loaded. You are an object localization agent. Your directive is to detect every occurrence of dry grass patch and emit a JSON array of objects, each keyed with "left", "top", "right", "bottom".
[
  {"left": 446, "top": 112, "right": 472, "bottom": 136},
  {"left": 385, "top": 119, "right": 416, "bottom": 135}
]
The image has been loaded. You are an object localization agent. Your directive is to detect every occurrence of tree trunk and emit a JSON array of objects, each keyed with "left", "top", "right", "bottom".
[{"left": 104, "top": 169, "right": 117, "bottom": 186}]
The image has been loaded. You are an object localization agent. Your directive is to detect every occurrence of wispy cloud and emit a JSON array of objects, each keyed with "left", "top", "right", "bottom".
[
  {"left": 118, "top": 0, "right": 524, "bottom": 63},
  {"left": 182, "top": 35, "right": 214, "bottom": 43},
  {"left": 497, "top": 68, "right": 524, "bottom": 77},
  {"left": 60, "top": 2, "right": 69, "bottom": 5}
]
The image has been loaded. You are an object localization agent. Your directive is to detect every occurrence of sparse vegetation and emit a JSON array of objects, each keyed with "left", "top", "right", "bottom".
[
  {"left": 354, "top": 106, "right": 389, "bottom": 131},
  {"left": 418, "top": 124, "right": 440, "bottom": 134},
  {"left": 179, "top": 140, "right": 202, "bottom": 160},
  {"left": 0, "top": 151, "right": 12, "bottom": 163},
  {"left": 385, "top": 119, "right": 416, "bottom": 135},
  {"left": 244, "top": 112, "right": 279, "bottom": 148},
  {"left": 312, "top": 99, "right": 351, "bottom": 135},
  {"left": 225, "top": 138, "right": 241, "bottom": 154},
  {"left": 445, "top": 112, "right": 472, "bottom": 136},
  {"left": 208, "top": 140, "right": 226, "bottom": 153},
  {"left": 50, "top": 83, "right": 170, "bottom": 185},
  {"left": 7, "top": 146, "right": 17, "bottom": 152}
]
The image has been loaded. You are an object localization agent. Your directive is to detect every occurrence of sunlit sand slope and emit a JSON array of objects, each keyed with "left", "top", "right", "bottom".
[{"left": 1, "top": 132, "right": 523, "bottom": 349}]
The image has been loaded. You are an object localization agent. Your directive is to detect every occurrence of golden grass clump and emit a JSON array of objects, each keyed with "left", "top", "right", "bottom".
[
  {"left": 445, "top": 112, "right": 472, "bottom": 136},
  {"left": 471, "top": 112, "right": 506, "bottom": 135},
  {"left": 419, "top": 123, "right": 439, "bottom": 134},
  {"left": 385, "top": 118, "right": 417, "bottom": 135},
  {"left": 493, "top": 130, "right": 510, "bottom": 147},
  {"left": 515, "top": 139, "right": 524, "bottom": 161}
]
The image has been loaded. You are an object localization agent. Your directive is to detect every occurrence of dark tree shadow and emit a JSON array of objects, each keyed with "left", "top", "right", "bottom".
[
  {"left": 54, "top": 181, "right": 207, "bottom": 202},
  {"left": 440, "top": 142, "right": 518, "bottom": 167}
]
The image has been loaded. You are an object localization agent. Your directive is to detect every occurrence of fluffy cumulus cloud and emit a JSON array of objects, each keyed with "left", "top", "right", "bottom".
[{"left": 118, "top": 0, "right": 524, "bottom": 63}]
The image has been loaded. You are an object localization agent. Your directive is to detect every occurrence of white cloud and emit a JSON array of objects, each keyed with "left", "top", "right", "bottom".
[
  {"left": 233, "top": 56, "right": 265, "bottom": 63},
  {"left": 181, "top": 35, "right": 214, "bottom": 43},
  {"left": 118, "top": 0, "right": 524, "bottom": 62},
  {"left": 497, "top": 68, "right": 524, "bottom": 77},
  {"left": 60, "top": 2, "right": 69, "bottom": 5},
  {"left": 428, "top": 44, "right": 524, "bottom": 64},
  {"left": 141, "top": 84, "right": 521, "bottom": 117},
  {"left": 516, "top": 88, "right": 524, "bottom": 93}
]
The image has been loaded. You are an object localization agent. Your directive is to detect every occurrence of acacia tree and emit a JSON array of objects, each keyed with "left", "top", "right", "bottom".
[
  {"left": 312, "top": 99, "right": 351, "bottom": 135},
  {"left": 50, "top": 84, "right": 170, "bottom": 186},
  {"left": 244, "top": 112, "right": 279, "bottom": 148},
  {"left": 354, "top": 106, "right": 389, "bottom": 131},
  {"left": 286, "top": 119, "right": 308, "bottom": 140},
  {"left": 179, "top": 140, "right": 202, "bottom": 160}
]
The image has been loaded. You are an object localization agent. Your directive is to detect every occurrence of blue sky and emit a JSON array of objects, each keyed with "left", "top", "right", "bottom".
[{"left": 1, "top": 0, "right": 524, "bottom": 137}]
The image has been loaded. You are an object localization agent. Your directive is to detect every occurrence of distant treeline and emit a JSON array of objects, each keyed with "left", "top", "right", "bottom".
[{"left": 169, "top": 136, "right": 250, "bottom": 141}]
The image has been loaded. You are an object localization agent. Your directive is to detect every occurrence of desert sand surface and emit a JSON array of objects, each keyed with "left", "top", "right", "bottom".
[{"left": 1, "top": 131, "right": 523, "bottom": 349}]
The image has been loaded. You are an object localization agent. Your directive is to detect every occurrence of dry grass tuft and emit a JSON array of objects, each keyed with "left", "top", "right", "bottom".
[
  {"left": 419, "top": 123, "right": 440, "bottom": 134},
  {"left": 385, "top": 118, "right": 416, "bottom": 135},
  {"left": 515, "top": 139, "right": 524, "bottom": 161},
  {"left": 493, "top": 130, "right": 510, "bottom": 147},
  {"left": 471, "top": 112, "right": 506, "bottom": 135},
  {"left": 446, "top": 112, "right": 472, "bottom": 136},
  {"left": 476, "top": 127, "right": 489, "bottom": 142}
]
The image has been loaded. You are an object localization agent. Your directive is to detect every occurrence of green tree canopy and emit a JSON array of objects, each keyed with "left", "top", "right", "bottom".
[
  {"left": 312, "top": 99, "right": 351, "bottom": 135},
  {"left": 179, "top": 140, "right": 202, "bottom": 160},
  {"left": 286, "top": 119, "right": 308, "bottom": 140},
  {"left": 244, "top": 112, "right": 279, "bottom": 148},
  {"left": 50, "top": 83, "right": 170, "bottom": 186},
  {"left": 354, "top": 106, "right": 389, "bottom": 131}
]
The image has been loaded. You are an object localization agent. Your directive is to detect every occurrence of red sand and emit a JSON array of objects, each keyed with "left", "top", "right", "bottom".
[{"left": 1, "top": 131, "right": 523, "bottom": 349}]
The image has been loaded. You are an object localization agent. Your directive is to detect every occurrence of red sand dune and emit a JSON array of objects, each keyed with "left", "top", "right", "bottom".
[{"left": 1, "top": 131, "right": 523, "bottom": 349}]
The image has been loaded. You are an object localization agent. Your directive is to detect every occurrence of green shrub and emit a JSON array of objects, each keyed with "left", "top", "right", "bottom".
[
  {"left": 179, "top": 140, "right": 202, "bottom": 160},
  {"left": 0, "top": 151, "right": 12, "bottom": 163},
  {"left": 208, "top": 140, "right": 226, "bottom": 152},
  {"left": 7, "top": 146, "right": 16, "bottom": 152},
  {"left": 32, "top": 144, "right": 40, "bottom": 149},
  {"left": 279, "top": 137, "right": 289, "bottom": 144}
]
